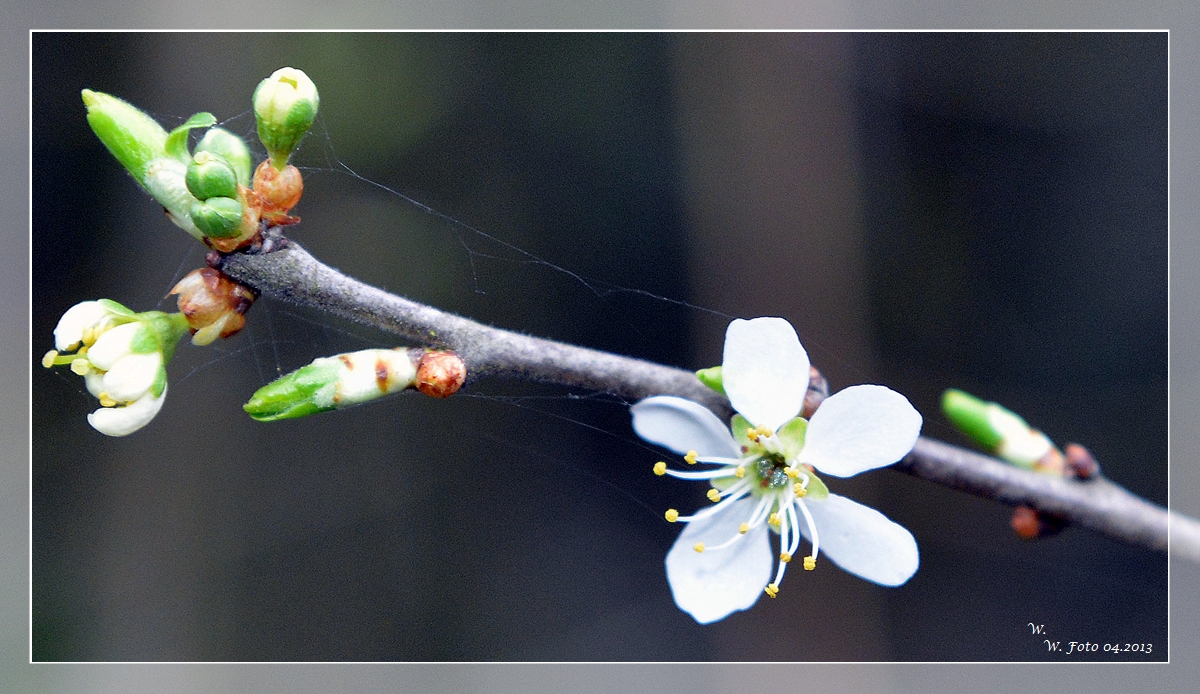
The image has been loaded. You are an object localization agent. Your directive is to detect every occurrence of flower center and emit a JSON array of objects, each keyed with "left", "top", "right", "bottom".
[{"left": 754, "top": 453, "right": 791, "bottom": 490}]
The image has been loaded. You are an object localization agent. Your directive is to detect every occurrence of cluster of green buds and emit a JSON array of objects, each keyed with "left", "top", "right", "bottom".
[
  {"left": 942, "top": 388, "right": 1099, "bottom": 539},
  {"left": 244, "top": 348, "right": 466, "bottom": 422},
  {"left": 82, "top": 66, "right": 319, "bottom": 252},
  {"left": 42, "top": 300, "right": 189, "bottom": 436}
]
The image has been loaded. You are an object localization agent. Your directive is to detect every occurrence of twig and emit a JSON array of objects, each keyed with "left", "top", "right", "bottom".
[{"left": 219, "top": 243, "right": 1194, "bottom": 562}]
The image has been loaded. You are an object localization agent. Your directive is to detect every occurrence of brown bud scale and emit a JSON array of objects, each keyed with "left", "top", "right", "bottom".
[{"left": 415, "top": 350, "right": 466, "bottom": 399}]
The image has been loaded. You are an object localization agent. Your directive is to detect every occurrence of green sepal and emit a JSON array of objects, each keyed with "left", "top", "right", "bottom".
[
  {"left": 774, "top": 416, "right": 808, "bottom": 461},
  {"left": 696, "top": 365, "right": 725, "bottom": 395},
  {"left": 164, "top": 112, "right": 217, "bottom": 160},
  {"left": 96, "top": 298, "right": 137, "bottom": 319},
  {"left": 186, "top": 151, "right": 240, "bottom": 200},
  {"left": 730, "top": 414, "right": 757, "bottom": 452},
  {"left": 244, "top": 361, "right": 342, "bottom": 422},
  {"left": 82, "top": 89, "right": 168, "bottom": 184},
  {"left": 131, "top": 312, "right": 189, "bottom": 363},
  {"left": 189, "top": 196, "right": 244, "bottom": 237},
  {"left": 802, "top": 470, "right": 829, "bottom": 500},
  {"left": 942, "top": 389, "right": 1006, "bottom": 450},
  {"left": 196, "top": 128, "right": 253, "bottom": 187}
]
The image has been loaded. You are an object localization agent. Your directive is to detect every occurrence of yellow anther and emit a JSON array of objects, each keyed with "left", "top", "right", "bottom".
[
  {"left": 739, "top": 523, "right": 749, "bottom": 534},
  {"left": 693, "top": 542, "right": 705, "bottom": 553},
  {"left": 70, "top": 358, "right": 90, "bottom": 375},
  {"left": 735, "top": 465, "right": 745, "bottom": 478},
  {"left": 98, "top": 392, "right": 117, "bottom": 408},
  {"left": 664, "top": 509, "right": 679, "bottom": 523},
  {"left": 653, "top": 462, "right": 667, "bottom": 476},
  {"left": 794, "top": 484, "right": 807, "bottom": 498},
  {"left": 706, "top": 488, "right": 721, "bottom": 503},
  {"left": 803, "top": 556, "right": 816, "bottom": 571},
  {"left": 82, "top": 326, "right": 96, "bottom": 345},
  {"left": 747, "top": 430, "right": 759, "bottom": 443},
  {"left": 780, "top": 552, "right": 792, "bottom": 563},
  {"left": 41, "top": 350, "right": 58, "bottom": 369},
  {"left": 785, "top": 467, "right": 798, "bottom": 479},
  {"left": 768, "top": 512, "right": 781, "bottom": 527},
  {"left": 764, "top": 583, "right": 779, "bottom": 598},
  {"left": 684, "top": 450, "right": 698, "bottom": 465}
]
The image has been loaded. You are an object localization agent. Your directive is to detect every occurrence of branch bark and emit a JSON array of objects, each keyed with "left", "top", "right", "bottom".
[{"left": 220, "top": 243, "right": 1195, "bottom": 562}]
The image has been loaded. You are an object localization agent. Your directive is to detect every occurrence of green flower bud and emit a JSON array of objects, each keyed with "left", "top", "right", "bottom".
[
  {"left": 82, "top": 89, "right": 168, "bottom": 185},
  {"left": 253, "top": 67, "right": 319, "bottom": 168},
  {"left": 189, "top": 197, "right": 244, "bottom": 238},
  {"left": 244, "top": 348, "right": 419, "bottom": 422},
  {"left": 186, "top": 151, "right": 239, "bottom": 200},
  {"left": 941, "top": 388, "right": 1055, "bottom": 467},
  {"left": 942, "top": 389, "right": 1005, "bottom": 450},
  {"left": 196, "top": 128, "right": 253, "bottom": 188}
]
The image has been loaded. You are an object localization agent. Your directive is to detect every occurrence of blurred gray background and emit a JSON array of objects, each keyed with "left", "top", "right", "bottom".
[{"left": 30, "top": 32, "right": 1167, "bottom": 666}]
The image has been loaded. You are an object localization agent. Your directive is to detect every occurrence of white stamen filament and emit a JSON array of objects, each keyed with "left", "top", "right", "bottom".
[
  {"left": 665, "top": 466, "right": 740, "bottom": 481},
  {"left": 772, "top": 499, "right": 793, "bottom": 586},
  {"left": 678, "top": 482, "right": 753, "bottom": 523},
  {"left": 796, "top": 496, "right": 820, "bottom": 561}
]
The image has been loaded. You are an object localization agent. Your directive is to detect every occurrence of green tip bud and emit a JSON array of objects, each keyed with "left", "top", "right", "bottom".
[
  {"left": 82, "top": 89, "right": 169, "bottom": 184},
  {"left": 196, "top": 128, "right": 253, "bottom": 188},
  {"left": 253, "top": 67, "right": 319, "bottom": 168},
  {"left": 189, "top": 197, "right": 244, "bottom": 238},
  {"left": 696, "top": 366, "right": 726, "bottom": 395},
  {"left": 243, "top": 359, "right": 341, "bottom": 421},
  {"left": 942, "top": 389, "right": 1007, "bottom": 450},
  {"left": 942, "top": 388, "right": 1056, "bottom": 468},
  {"left": 186, "top": 151, "right": 240, "bottom": 200},
  {"left": 244, "top": 348, "right": 417, "bottom": 422}
]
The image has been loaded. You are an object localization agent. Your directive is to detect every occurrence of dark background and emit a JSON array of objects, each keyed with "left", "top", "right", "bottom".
[{"left": 32, "top": 33, "right": 1165, "bottom": 661}]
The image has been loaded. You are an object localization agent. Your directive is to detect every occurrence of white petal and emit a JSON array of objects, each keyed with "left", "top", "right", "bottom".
[
  {"left": 798, "top": 384, "right": 922, "bottom": 477},
  {"left": 86, "top": 322, "right": 142, "bottom": 370},
  {"left": 631, "top": 396, "right": 738, "bottom": 458},
  {"left": 801, "top": 493, "right": 919, "bottom": 587},
  {"left": 101, "top": 353, "right": 162, "bottom": 402},
  {"left": 665, "top": 498, "right": 772, "bottom": 624},
  {"left": 722, "top": 317, "right": 809, "bottom": 433},
  {"left": 87, "top": 384, "right": 167, "bottom": 437},
  {"left": 54, "top": 301, "right": 108, "bottom": 351}
]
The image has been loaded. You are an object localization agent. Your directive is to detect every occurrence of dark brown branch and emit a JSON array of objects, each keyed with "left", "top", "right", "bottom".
[{"left": 219, "top": 243, "right": 1195, "bottom": 562}]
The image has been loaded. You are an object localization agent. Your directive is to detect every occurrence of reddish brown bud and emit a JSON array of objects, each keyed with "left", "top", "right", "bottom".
[
  {"left": 1064, "top": 443, "right": 1100, "bottom": 480},
  {"left": 170, "top": 268, "right": 257, "bottom": 345},
  {"left": 801, "top": 366, "right": 829, "bottom": 418},
  {"left": 1010, "top": 505, "right": 1066, "bottom": 540},
  {"left": 414, "top": 350, "right": 466, "bottom": 398},
  {"left": 252, "top": 159, "right": 303, "bottom": 225}
]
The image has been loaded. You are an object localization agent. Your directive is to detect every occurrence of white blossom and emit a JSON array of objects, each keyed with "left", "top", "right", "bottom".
[{"left": 632, "top": 317, "right": 922, "bottom": 624}]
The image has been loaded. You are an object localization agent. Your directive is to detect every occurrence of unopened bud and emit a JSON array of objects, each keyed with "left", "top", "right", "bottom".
[
  {"left": 801, "top": 365, "right": 829, "bottom": 418},
  {"left": 186, "top": 151, "right": 240, "bottom": 200},
  {"left": 169, "top": 268, "right": 256, "bottom": 345},
  {"left": 253, "top": 67, "right": 319, "bottom": 168},
  {"left": 414, "top": 350, "right": 466, "bottom": 398},
  {"left": 1010, "top": 505, "right": 1066, "bottom": 540},
  {"left": 189, "top": 196, "right": 244, "bottom": 239},
  {"left": 195, "top": 128, "right": 252, "bottom": 188},
  {"left": 1064, "top": 443, "right": 1100, "bottom": 480}
]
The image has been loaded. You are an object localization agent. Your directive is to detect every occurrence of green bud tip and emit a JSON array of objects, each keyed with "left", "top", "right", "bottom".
[
  {"left": 189, "top": 197, "right": 244, "bottom": 238},
  {"left": 196, "top": 128, "right": 253, "bottom": 188},
  {"left": 942, "top": 388, "right": 1014, "bottom": 451},
  {"left": 186, "top": 151, "right": 240, "bottom": 200},
  {"left": 253, "top": 67, "right": 319, "bottom": 168},
  {"left": 82, "top": 89, "right": 169, "bottom": 185}
]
